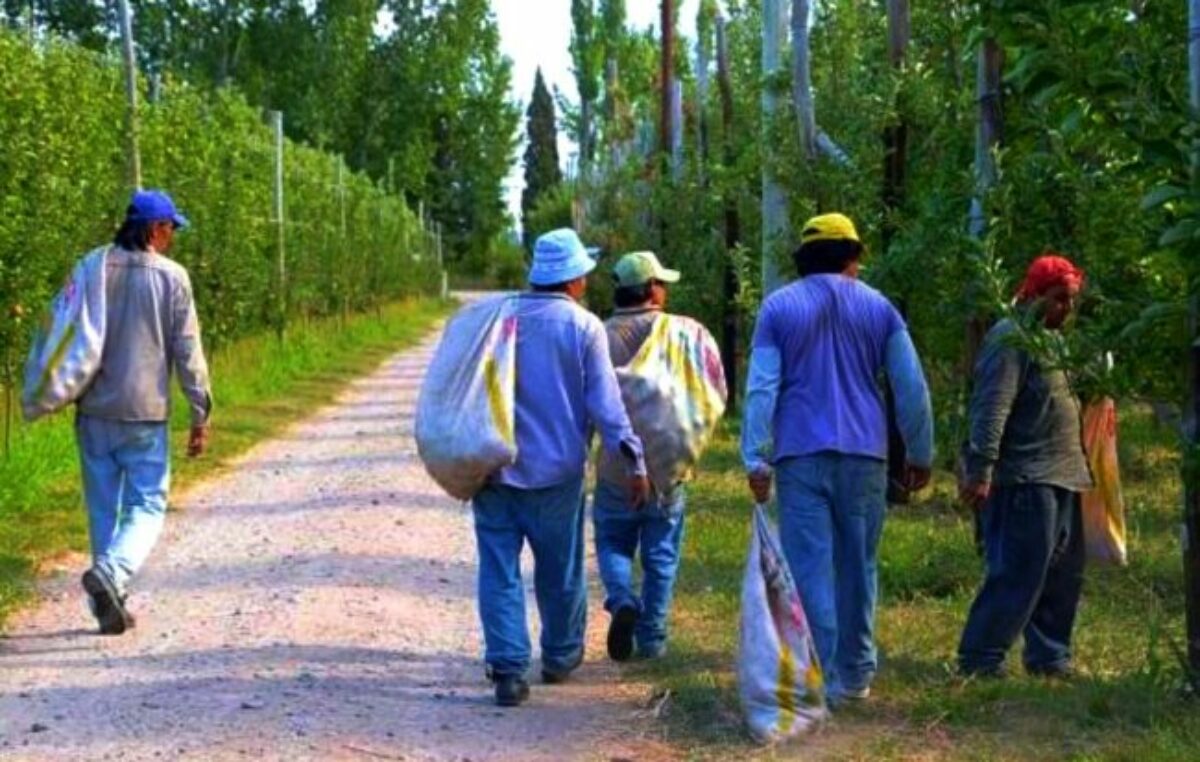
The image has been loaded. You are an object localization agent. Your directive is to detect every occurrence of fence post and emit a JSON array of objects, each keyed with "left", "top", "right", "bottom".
[
  {"left": 270, "top": 110, "right": 286, "bottom": 340},
  {"left": 117, "top": 0, "right": 142, "bottom": 190}
]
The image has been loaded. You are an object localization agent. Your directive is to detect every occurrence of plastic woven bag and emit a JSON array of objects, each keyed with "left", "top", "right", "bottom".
[
  {"left": 415, "top": 295, "right": 518, "bottom": 501},
  {"left": 739, "top": 504, "right": 828, "bottom": 744},
  {"left": 616, "top": 314, "right": 726, "bottom": 495},
  {"left": 22, "top": 248, "right": 109, "bottom": 422},
  {"left": 1081, "top": 397, "right": 1127, "bottom": 566}
]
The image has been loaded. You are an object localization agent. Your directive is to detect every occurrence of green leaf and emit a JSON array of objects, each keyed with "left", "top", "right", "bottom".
[
  {"left": 1158, "top": 219, "right": 1200, "bottom": 247},
  {"left": 1140, "top": 185, "right": 1188, "bottom": 211}
]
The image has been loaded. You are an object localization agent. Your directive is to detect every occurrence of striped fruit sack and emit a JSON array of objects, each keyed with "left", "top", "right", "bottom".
[
  {"left": 415, "top": 295, "right": 518, "bottom": 501},
  {"left": 739, "top": 504, "right": 828, "bottom": 744},
  {"left": 615, "top": 313, "right": 727, "bottom": 495},
  {"left": 22, "top": 248, "right": 109, "bottom": 422},
  {"left": 1081, "top": 398, "right": 1128, "bottom": 566}
]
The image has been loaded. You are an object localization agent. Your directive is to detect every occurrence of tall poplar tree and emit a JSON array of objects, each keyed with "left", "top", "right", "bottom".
[{"left": 522, "top": 68, "right": 563, "bottom": 248}]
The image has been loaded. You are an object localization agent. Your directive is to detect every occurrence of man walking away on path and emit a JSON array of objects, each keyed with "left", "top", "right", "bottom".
[
  {"left": 741, "top": 213, "right": 934, "bottom": 705},
  {"left": 957, "top": 254, "right": 1092, "bottom": 679},
  {"left": 595, "top": 252, "right": 726, "bottom": 663},
  {"left": 77, "top": 190, "right": 212, "bottom": 636},
  {"left": 473, "top": 228, "right": 650, "bottom": 708}
]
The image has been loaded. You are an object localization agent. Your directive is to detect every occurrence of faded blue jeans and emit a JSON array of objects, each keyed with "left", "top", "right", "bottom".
[
  {"left": 472, "top": 478, "right": 588, "bottom": 678},
  {"left": 958, "top": 485, "right": 1085, "bottom": 675},
  {"left": 775, "top": 453, "right": 887, "bottom": 701},
  {"left": 76, "top": 415, "right": 171, "bottom": 594},
  {"left": 593, "top": 480, "right": 685, "bottom": 657}
]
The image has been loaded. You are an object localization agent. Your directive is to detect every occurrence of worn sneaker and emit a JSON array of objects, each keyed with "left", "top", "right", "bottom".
[
  {"left": 493, "top": 675, "right": 530, "bottom": 707},
  {"left": 82, "top": 567, "right": 133, "bottom": 636},
  {"left": 841, "top": 685, "right": 871, "bottom": 701},
  {"left": 606, "top": 605, "right": 638, "bottom": 662},
  {"left": 1027, "top": 663, "right": 1075, "bottom": 680},
  {"left": 542, "top": 653, "right": 583, "bottom": 685}
]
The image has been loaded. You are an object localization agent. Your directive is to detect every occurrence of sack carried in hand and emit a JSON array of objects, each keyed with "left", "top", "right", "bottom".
[
  {"left": 22, "top": 248, "right": 109, "bottom": 422},
  {"left": 415, "top": 295, "right": 518, "bottom": 501},
  {"left": 1081, "top": 397, "right": 1127, "bottom": 566},
  {"left": 738, "top": 504, "right": 827, "bottom": 744},
  {"left": 616, "top": 314, "right": 726, "bottom": 495}
]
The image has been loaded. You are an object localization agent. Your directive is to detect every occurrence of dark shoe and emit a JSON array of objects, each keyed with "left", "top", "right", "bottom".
[
  {"left": 542, "top": 653, "right": 583, "bottom": 684},
  {"left": 493, "top": 675, "right": 530, "bottom": 707},
  {"left": 607, "top": 605, "right": 638, "bottom": 662},
  {"left": 82, "top": 567, "right": 133, "bottom": 636},
  {"left": 959, "top": 663, "right": 1007, "bottom": 680}
]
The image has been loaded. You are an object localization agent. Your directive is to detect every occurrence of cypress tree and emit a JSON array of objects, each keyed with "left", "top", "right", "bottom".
[{"left": 522, "top": 68, "right": 563, "bottom": 249}]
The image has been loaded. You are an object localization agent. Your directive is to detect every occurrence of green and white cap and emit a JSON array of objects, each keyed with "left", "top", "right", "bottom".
[{"left": 612, "top": 251, "right": 681, "bottom": 288}]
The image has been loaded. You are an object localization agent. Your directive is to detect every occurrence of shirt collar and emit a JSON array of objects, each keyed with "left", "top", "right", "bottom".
[{"left": 613, "top": 305, "right": 661, "bottom": 315}]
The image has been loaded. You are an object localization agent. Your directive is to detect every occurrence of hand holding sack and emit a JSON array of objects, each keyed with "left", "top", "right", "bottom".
[
  {"left": 615, "top": 314, "right": 726, "bottom": 495},
  {"left": 415, "top": 296, "right": 518, "bottom": 501},
  {"left": 1080, "top": 397, "right": 1127, "bottom": 566},
  {"left": 22, "top": 248, "right": 108, "bottom": 422},
  {"left": 739, "top": 504, "right": 827, "bottom": 744}
]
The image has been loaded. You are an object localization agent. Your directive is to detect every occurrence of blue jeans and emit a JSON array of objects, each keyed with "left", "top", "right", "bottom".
[
  {"left": 76, "top": 415, "right": 171, "bottom": 594},
  {"left": 958, "top": 485, "right": 1085, "bottom": 674},
  {"left": 775, "top": 453, "right": 887, "bottom": 700},
  {"left": 593, "top": 480, "right": 685, "bottom": 657},
  {"left": 472, "top": 479, "right": 588, "bottom": 677}
]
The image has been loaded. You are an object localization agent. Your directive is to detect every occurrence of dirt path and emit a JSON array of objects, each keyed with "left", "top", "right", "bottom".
[{"left": 0, "top": 320, "right": 677, "bottom": 761}]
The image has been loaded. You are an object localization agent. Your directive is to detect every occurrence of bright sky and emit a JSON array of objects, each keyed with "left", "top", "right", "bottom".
[{"left": 493, "top": 0, "right": 703, "bottom": 229}]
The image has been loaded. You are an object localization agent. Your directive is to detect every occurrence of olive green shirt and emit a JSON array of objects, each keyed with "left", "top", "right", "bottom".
[{"left": 964, "top": 319, "right": 1092, "bottom": 492}]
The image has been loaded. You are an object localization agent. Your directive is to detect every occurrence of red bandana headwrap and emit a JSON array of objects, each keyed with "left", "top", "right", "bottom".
[{"left": 1016, "top": 253, "right": 1085, "bottom": 301}]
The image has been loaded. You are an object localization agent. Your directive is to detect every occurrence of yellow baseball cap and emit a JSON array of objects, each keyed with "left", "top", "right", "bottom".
[
  {"left": 613, "top": 251, "right": 681, "bottom": 287},
  {"left": 799, "top": 213, "right": 860, "bottom": 245}
]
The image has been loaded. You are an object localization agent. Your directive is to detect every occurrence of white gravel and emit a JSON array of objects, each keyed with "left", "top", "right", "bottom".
[{"left": 0, "top": 317, "right": 679, "bottom": 761}]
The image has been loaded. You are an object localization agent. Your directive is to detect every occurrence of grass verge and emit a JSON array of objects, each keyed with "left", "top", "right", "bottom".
[
  {"left": 0, "top": 298, "right": 454, "bottom": 629},
  {"left": 627, "top": 411, "right": 1198, "bottom": 760}
]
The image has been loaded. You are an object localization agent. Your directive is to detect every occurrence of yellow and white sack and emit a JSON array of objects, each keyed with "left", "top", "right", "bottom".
[
  {"left": 739, "top": 504, "right": 828, "bottom": 744},
  {"left": 415, "top": 295, "right": 518, "bottom": 501},
  {"left": 616, "top": 314, "right": 727, "bottom": 495}
]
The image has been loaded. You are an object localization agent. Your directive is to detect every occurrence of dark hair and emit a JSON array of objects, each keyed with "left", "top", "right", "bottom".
[
  {"left": 113, "top": 207, "right": 155, "bottom": 251},
  {"left": 792, "top": 239, "right": 864, "bottom": 277},
  {"left": 531, "top": 281, "right": 573, "bottom": 293},
  {"left": 613, "top": 282, "right": 654, "bottom": 308}
]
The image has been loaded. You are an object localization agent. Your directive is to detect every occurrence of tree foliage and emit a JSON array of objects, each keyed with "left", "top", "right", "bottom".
[{"left": 521, "top": 69, "right": 563, "bottom": 250}]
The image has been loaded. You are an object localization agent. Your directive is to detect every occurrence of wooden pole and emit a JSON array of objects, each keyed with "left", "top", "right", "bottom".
[
  {"left": 660, "top": 0, "right": 675, "bottom": 175},
  {"left": 761, "top": 0, "right": 788, "bottom": 295},
  {"left": 271, "top": 110, "right": 286, "bottom": 339},
  {"left": 790, "top": 0, "right": 817, "bottom": 160},
  {"left": 1184, "top": 0, "right": 1200, "bottom": 678},
  {"left": 966, "top": 38, "right": 1002, "bottom": 369},
  {"left": 717, "top": 16, "right": 742, "bottom": 412},
  {"left": 117, "top": 0, "right": 142, "bottom": 190}
]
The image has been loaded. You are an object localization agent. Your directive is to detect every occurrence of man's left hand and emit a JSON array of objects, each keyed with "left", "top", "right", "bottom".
[
  {"left": 903, "top": 464, "right": 932, "bottom": 492},
  {"left": 187, "top": 424, "right": 210, "bottom": 458}
]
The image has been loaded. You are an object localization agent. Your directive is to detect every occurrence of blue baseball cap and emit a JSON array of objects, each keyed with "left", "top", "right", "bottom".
[
  {"left": 127, "top": 189, "right": 189, "bottom": 229},
  {"left": 528, "top": 228, "right": 600, "bottom": 286}
]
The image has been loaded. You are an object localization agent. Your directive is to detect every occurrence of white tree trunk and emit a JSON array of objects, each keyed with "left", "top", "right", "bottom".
[
  {"left": 761, "top": 0, "right": 789, "bottom": 294},
  {"left": 790, "top": 0, "right": 817, "bottom": 159},
  {"left": 968, "top": 39, "right": 1002, "bottom": 239}
]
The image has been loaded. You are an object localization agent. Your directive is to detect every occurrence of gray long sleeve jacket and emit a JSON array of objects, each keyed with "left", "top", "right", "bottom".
[
  {"left": 77, "top": 247, "right": 212, "bottom": 426},
  {"left": 963, "top": 319, "right": 1091, "bottom": 492}
]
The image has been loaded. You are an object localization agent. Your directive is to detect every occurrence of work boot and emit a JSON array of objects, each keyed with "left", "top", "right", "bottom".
[
  {"left": 493, "top": 675, "right": 530, "bottom": 707},
  {"left": 606, "top": 605, "right": 637, "bottom": 662},
  {"left": 82, "top": 567, "right": 133, "bottom": 636}
]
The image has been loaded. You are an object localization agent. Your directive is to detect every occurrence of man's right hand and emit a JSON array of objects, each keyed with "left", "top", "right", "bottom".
[
  {"left": 629, "top": 474, "right": 651, "bottom": 510},
  {"left": 187, "top": 424, "right": 210, "bottom": 458},
  {"left": 959, "top": 479, "right": 991, "bottom": 511},
  {"left": 747, "top": 468, "right": 773, "bottom": 505}
]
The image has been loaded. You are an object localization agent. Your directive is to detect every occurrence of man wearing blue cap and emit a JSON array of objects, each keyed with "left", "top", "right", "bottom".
[
  {"left": 76, "top": 189, "right": 212, "bottom": 635},
  {"left": 473, "top": 227, "right": 649, "bottom": 707}
]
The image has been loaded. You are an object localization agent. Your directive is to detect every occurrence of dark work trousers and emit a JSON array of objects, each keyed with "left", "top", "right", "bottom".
[{"left": 958, "top": 484, "right": 1086, "bottom": 674}]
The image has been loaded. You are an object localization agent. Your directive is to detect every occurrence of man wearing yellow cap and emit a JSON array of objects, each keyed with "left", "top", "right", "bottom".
[
  {"left": 741, "top": 213, "right": 933, "bottom": 705},
  {"left": 595, "top": 251, "right": 726, "bottom": 662}
]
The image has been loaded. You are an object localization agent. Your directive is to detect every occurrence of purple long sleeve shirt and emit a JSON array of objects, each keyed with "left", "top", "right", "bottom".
[{"left": 492, "top": 293, "right": 646, "bottom": 490}]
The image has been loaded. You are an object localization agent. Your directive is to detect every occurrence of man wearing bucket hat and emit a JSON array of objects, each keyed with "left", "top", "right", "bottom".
[
  {"left": 472, "top": 228, "right": 649, "bottom": 707},
  {"left": 76, "top": 189, "right": 212, "bottom": 636},
  {"left": 741, "top": 213, "right": 934, "bottom": 704},
  {"left": 593, "top": 252, "right": 725, "bottom": 662}
]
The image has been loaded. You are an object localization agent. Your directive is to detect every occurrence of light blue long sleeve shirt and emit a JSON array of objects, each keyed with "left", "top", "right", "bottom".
[
  {"left": 740, "top": 276, "right": 933, "bottom": 473},
  {"left": 494, "top": 293, "right": 646, "bottom": 489}
]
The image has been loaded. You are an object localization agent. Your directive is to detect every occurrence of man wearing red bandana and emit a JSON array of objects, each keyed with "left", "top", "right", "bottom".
[{"left": 957, "top": 253, "right": 1093, "bottom": 679}]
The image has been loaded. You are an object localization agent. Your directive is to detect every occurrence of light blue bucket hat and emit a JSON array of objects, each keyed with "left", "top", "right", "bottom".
[{"left": 528, "top": 228, "right": 600, "bottom": 286}]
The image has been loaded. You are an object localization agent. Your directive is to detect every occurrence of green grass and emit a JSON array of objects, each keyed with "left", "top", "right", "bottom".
[
  {"left": 628, "top": 411, "right": 1199, "bottom": 760},
  {"left": 0, "top": 298, "right": 454, "bottom": 629}
]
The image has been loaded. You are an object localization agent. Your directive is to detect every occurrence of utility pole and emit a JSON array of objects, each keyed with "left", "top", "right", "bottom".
[
  {"left": 117, "top": 0, "right": 142, "bottom": 190},
  {"left": 271, "top": 111, "right": 286, "bottom": 340},
  {"left": 761, "top": 0, "right": 788, "bottom": 295},
  {"left": 660, "top": 0, "right": 675, "bottom": 178},
  {"left": 716, "top": 16, "right": 742, "bottom": 411}
]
